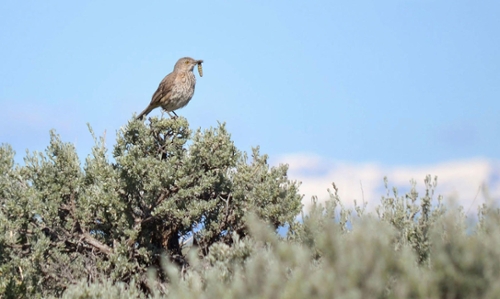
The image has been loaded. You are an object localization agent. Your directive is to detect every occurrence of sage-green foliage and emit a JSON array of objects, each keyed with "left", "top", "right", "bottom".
[
  {"left": 1, "top": 117, "right": 500, "bottom": 299},
  {"left": 0, "top": 117, "right": 301, "bottom": 298}
]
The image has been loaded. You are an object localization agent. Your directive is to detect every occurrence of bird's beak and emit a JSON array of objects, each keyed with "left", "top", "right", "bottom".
[{"left": 196, "top": 60, "right": 203, "bottom": 65}]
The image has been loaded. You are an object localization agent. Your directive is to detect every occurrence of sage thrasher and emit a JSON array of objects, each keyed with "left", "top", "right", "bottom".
[{"left": 136, "top": 57, "right": 203, "bottom": 120}]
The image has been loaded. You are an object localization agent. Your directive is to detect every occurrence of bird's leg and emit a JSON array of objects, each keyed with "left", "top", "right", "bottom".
[
  {"left": 168, "top": 111, "right": 179, "bottom": 119},
  {"left": 160, "top": 108, "right": 178, "bottom": 119}
]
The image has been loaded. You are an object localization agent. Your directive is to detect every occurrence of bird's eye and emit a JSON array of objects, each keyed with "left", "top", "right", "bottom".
[{"left": 185, "top": 60, "right": 189, "bottom": 64}]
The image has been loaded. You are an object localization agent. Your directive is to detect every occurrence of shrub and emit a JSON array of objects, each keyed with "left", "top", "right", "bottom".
[
  {"left": 0, "top": 117, "right": 302, "bottom": 297},
  {"left": 1, "top": 117, "right": 499, "bottom": 298}
]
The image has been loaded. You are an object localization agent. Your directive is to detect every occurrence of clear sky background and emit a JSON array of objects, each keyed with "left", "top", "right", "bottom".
[{"left": 1, "top": 1, "right": 499, "bottom": 209}]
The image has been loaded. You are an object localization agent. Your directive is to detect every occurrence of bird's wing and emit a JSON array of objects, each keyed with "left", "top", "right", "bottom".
[{"left": 151, "top": 72, "right": 175, "bottom": 106}]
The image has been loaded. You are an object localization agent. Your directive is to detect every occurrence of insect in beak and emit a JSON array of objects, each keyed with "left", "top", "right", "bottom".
[{"left": 197, "top": 61, "right": 203, "bottom": 77}]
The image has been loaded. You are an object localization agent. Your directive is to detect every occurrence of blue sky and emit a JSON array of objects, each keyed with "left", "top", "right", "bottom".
[{"left": 1, "top": 1, "right": 499, "bottom": 173}]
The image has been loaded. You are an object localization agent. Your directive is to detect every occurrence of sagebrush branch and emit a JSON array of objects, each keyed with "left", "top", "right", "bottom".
[{"left": 83, "top": 232, "right": 112, "bottom": 255}]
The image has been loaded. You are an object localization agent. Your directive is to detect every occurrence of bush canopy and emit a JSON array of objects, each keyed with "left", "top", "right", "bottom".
[{"left": 0, "top": 117, "right": 498, "bottom": 298}]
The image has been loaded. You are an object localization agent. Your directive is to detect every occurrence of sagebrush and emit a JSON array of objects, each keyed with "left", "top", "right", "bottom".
[{"left": 0, "top": 117, "right": 498, "bottom": 299}]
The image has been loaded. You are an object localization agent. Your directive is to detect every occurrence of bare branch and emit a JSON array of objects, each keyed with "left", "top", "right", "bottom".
[{"left": 83, "top": 232, "right": 112, "bottom": 255}]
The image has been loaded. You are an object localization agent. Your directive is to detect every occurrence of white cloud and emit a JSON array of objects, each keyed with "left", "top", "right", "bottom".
[{"left": 277, "top": 153, "right": 500, "bottom": 213}]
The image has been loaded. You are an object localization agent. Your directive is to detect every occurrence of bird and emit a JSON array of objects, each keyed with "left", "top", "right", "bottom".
[{"left": 136, "top": 57, "right": 203, "bottom": 120}]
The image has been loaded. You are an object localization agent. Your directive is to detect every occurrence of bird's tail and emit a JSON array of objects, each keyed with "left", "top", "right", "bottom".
[{"left": 136, "top": 105, "right": 154, "bottom": 120}]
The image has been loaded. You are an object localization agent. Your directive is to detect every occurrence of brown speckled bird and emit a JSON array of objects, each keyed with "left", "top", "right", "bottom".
[{"left": 137, "top": 57, "right": 203, "bottom": 119}]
